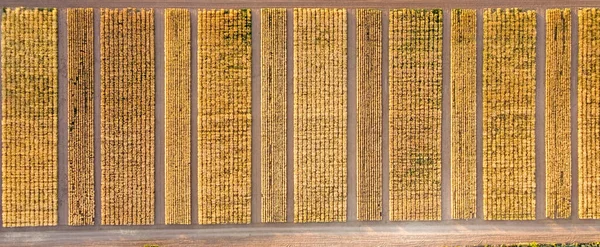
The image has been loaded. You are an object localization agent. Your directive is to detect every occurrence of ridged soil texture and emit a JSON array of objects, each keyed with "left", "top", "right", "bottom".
[
  {"left": 483, "top": 8, "right": 536, "bottom": 220},
  {"left": 197, "top": 9, "right": 252, "bottom": 224},
  {"left": 293, "top": 8, "right": 348, "bottom": 223},
  {"left": 100, "top": 8, "right": 155, "bottom": 225},
  {"left": 1, "top": 7, "right": 58, "bottom": 227},
  {"left": 389, "top": 9, "right": 443, "bottom": 221},
  {"left": 260, "top": 8, "right": 287, "bottom": 223},
  {"left": 67, "top": 7, "right": 95, "bottom": 226}
]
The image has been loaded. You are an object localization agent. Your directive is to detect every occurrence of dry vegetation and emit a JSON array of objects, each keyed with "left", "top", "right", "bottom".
[
  {"left": 67, "top": 7, "right": 95, "bottom": 226},
  {"left": 294, "top": 8, "right": 347, "bottom": 223},
  {"left": 197, "top": 9, "right": 252, "bottom": 224},
  {"left": 545, "top": 8, "right": 572, "bottom": 220},
  {"left": 100, "top": 8, "right": 155, "bottom": 225},
  {"left": 260, "top": 8, "right": 287, "bottom": 223},
  {"left": 389, "top": 8, "right": 443, "bottom": 221},
  {"left": 450, "top": 8, "right": 477, "bottom": 220},
  {"left": 356, "top": 8, "right": 382, "bottom": 221},
  {"left": 483, "top": 8, "right": 536, "bottom": 220},
  {"left": 1, "top": 7, "right": 58, "bottom": 227},
  {"left": 578, "top": 8, "right": 600, "bottom": 220},
  {"left": 165, "top": 8, "right": 191, "bottom": 225}
]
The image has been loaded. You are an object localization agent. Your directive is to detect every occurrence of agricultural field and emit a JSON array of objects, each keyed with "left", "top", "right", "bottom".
[
  {"left": 67, "top": 7, "right": 95, "bottom": 226},
  {"left": 578, "top": 8, "right": 600, "bottom": 220},
  {"left": 545, "top": 8, "right": 572, "bottom": 219},
  {"left": 164, "top": 8, "right": 191, "bottom": 225},
  {"left": 260, "top": 8, "right": 287, "bottom": 223},
  {"left": 356, "top": 8, "right": 382, "bottom": 221},
  {"left": 197, "top": 9, "right": 252, "bottom": 224},
  {"left": 1, "top": 7, "right": 58, "bottom": 227},
  {"left": 389, "top": 8, "right": 443, "bottom": 221},
  {"left": 293, "top": 8, "right": 348, "bottom": 223},
  {"left": 483, "top": 8, "right": 537, "bottom": 220},
  {"left": 450, "top": 8, "right": 477, "bottom": 220},
  {"left": 100, "top": 8, "right": 155, "bottom": 225}
]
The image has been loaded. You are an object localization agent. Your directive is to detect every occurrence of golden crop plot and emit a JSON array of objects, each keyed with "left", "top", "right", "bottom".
[
  {"left": 389, "top": 9, "right": 443, "bottom": 221},
  {"left": 450, "top": 9, "right": 477, "bottom": 220},
  {"left": 165, "top": 8, "right": 191, "bottom": 225},
  {"left": 578, "top": 8, "right": 600, "bottom": 219},
  {"left": 545, "top": 8, "right": 572, "bottom": 220},
  {"left": 1, "top": 7, "right": 58, "bottom": 227},
  {"left": 197, "top": 9, "right": 252, "bottom": 224},
  {"left": 67, "top": 8, "right": 95, "bottom": 226},
  {"left": 294, "top": 8, "right": 347, "bottom": 223},
  {"left": 100, "top": 8, "right": 155, "bottom": 225},
  {"left": 483, "top": 8, "right": 536, "bottom": 220},
  {"left": 356, "top": 8, "right": 382, "bottom": 221},
  {"left": 261, "top": 8, "right": 287, "bottom": 223}
]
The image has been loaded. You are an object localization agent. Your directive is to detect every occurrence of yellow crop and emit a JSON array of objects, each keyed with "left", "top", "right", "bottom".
[
  {"left": 389, "top": 8, "right": 443, "bottom": 221},
  {"left": 1, "top": 7, "right": 58, "bottom": 227},
  {"left": 67, "top": 8, "right": 95, "bottom": 226},
  {"left": 578, "top": 8, "right": 600, "bottom": 220},
  {"left": 545, "top": 8, "right": 572, "bottom": 219},
  {"left": 356, "top": 8, "right": 382, "bottom": 221},
  {"left": 197, "top": 9, "right": 252, "bottom": 224},
  {"left": 165, "top": 8, "right": 191, "bottom": 225},
  {"left": 483, "top": 8, "right": 536, "bottom": 220},
  {"left": 100, "top": 8, "right": 155, "bottom": 225},
  {"left": 260, "top": 8, "right": 287, "bottom": 223},
  {"left": 450, "top": 8, "right": 477, "bottom": 220},
  {"left": 294, "top": 8, "right": 347, "bottom": 223}
]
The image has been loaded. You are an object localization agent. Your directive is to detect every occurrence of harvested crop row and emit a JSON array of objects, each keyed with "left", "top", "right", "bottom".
[
  {"left": 545, "top": 8, "right": 572, "bottom": 220},
  {"left": 100, "top": 8, "right": 155, "bottom": 225},
  {"left": 356, "top": 8, "right": 382, "bottom": 221},
  {"left": 389, "top": 9, "right": 443, "bottom": 221},
  {"left": 165, "top": 8, "right": 191, "bottom": 225},
  {"left": 450, "top": 8, "right": 477, "bottom": 220},
  {"left": 67, "top": 8, "right": 95, "bottom": 226},
  {"left": 578, "top": 8, "right": 600, "bottom": 220},
  {"left": 260, "top": 8, "right": 287, "bottom": 223},
  {"left": 294, "top": 8, "right": 348, "bottom": 223},
  {"left": 1, "top": 7, "right": 58, "bottom": 227},
  {"left": 483, "top": 8, "right": 536, "bottom": 220},
  {"left": 197, "top": 9, "right": 252, "bottom": 224}
]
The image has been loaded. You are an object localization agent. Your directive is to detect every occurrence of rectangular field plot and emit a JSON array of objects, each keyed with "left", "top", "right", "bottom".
[
  {"left": 293, "top": 8, "right": 348, "bottom": 223},
  {"left": 545, "top": 8, "right": 572, "bottom": 220},
  {"left": 1, "top": 7, "right": 58, "bottom": 227},
  {"left": 578, "top": 8, "right": 600, "bottom": 220},
  {"left": 165, "top": 8, "right": 192, "bottom": 225},
  {"left": 197, "top": 9, "right": 252, "bottom": 224},
  {"left": 67, "top": 7, "right": 95, "bottom": 226},
  {"left": 100, "top": 8, "right": 156, "bottom": 225},
  {"left": 483, "top": 8, "right": 536, "bottom": 220},
  {"left": 450, "top": 8, "right": 477, "bottom": 220},
  {"left": 261, "top": 8, "right": 287, "bottom": 223},
  {"left": 356, "top": 8, "right": 382, "bottom": 221},
  {"left": 389, "top": 8, "right": 443, "bottom": 221}
]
